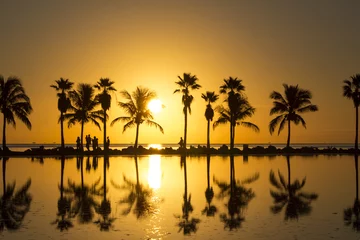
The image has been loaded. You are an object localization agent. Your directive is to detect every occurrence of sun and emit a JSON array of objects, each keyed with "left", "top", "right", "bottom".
[{"left": 148, "top": 99, "right": 163, "bottom": 114}]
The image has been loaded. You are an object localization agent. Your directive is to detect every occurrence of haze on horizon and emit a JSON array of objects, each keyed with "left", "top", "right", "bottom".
[{"left": 0, "top": 0, "right": 359, "bottom": 145}]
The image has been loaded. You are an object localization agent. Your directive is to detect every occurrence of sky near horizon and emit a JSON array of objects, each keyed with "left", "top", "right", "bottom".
[{"left": 0, "top": 0, "right": 360, "bottom": 145}]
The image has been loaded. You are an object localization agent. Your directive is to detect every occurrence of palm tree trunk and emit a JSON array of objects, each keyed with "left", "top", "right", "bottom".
[
  {"left": 104, "top": 156, "right": 107, "bottom": 201},
  {"left": 60, "top": 112, "right": 65, "bottom": 152},
  {"left": 229, "top": 115, "right": 233, "bottom": 150},
  {"left": 184, "top": 110, "right": 188, "bottom": 151},
  {"left": 60, "top": 156, "right": 65, "bottom": 199},
  {"left": 207, "top": 155, "right": 210, "bottom": 189},
  {"left": 135, "top": 156, "right": 140, "bottom": 188},
  {"left": 287, "top": 120, "right": 291, "bottom": 148},
  {"left": 356, "top": 106, "right": 359, "bottom": 153},
  {"left": 355, "top": 154, "right": 359, "bottom": 201},
  {"left": 104, "top": 109, "right": 107, "bottom": 152},
  {"left": 230, "top": 155, "right": 234, "bottom": 194},
  {"left": 183, "top": 156, "right": 188, "bottom": 212},
  {"left": 2, "top": 113, "right": 6, "bottom": 152},
  {"left": 134, "top": 124, "right": 140, "bottom": 149},
  {"left": 207, "top": 120, "right": 210, "bottom": 150},
  {"left": 286, "top": 156, "right": 291, "bottom": 194},
  {"left": 81, "top": 121, "right": 84, "bottom": 152},
  {"left": 2, "top": 158, "right": 6, "bottom": 195},
  {"left": 232, "top": 125, "right": 236, "bottom": 151}
]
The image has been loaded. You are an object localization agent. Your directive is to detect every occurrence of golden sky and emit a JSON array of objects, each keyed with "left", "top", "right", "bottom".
[{"left": 0, "top": 0, "right": 359, "bottom": 145}]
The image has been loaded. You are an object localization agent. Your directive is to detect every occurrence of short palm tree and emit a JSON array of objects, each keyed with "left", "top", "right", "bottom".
[
  {"left": 269, "top": 84, "right": 318, "bottom": 148},
  {"left": 64, "top": 84, "right": 104, "bottom": 151},
  {"left": 343, "top": 74, "right": 360, "bottom": 152},
  {"left": 111, "top": 87, "right": 164, "bottom": 150},
  {"left": 202, "top": 155, "right": 217, "bottom": 217},
  {"left": 214, "top": 95, "right": 259, "bottom": 151},
  {"left": 201, "top": 91, "right": 219, "bottom": 150},
  {"left": 174, "top": 73, "right": 201, "bottom": 150},
  {"left": 269, "top": 156, "right": 318, "bottom": 220},
  {"left": 94, "top": 78, "right": 116, "bottom": 152},
  {"left": 51, "top": 78, "right": 74, "bottom": 152},
  {"left": 1, "top": 158, "right": 32, "bottom": 231},
  {"left": 0, "top": 76, "right": 32, "bottom": 152}
]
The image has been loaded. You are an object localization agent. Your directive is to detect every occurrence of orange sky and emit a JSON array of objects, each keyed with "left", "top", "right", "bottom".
[{"left": 0, "top": 0, "right": 359, "bottom": 145}]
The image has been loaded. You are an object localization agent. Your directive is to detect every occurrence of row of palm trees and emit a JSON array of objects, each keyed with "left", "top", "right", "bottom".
[{"left": 1, "top": 73, "right": 360, "bottom": 152}]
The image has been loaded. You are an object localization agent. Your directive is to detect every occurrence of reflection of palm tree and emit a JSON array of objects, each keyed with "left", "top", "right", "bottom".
[
  {"left": 269, "top": 156, "right": 318, "bottom": 220},
  {"left": 111, "top": 87, "right": 163, "bottom": 150},
  {"left": 112, "top": 156, "right": 156, "bottom": 219},
  {"left": 0, "top": 158, "right": 32, "bottom": 231},
  {"left": 94, "top": 156, "right": 115, "bottom": 231},
  {"left": 174, "top": 73, "right": 201, "bottom": 150},
  {"left": 64, "top": 84, "right": 103, "bottom": 151},
  {"left": 344, "top": 154, "right": 360, "bottom": 230},
  {"left": 65, "top": 156, "right": 103, "bottom": 223},
  {"left": 202, "top": 155, "right": 217, "bottom": 217},
  {"left": 176, "top": 155, "right": 200, "bottom": 235},
  {"left": 214, "top": 155, "right": 259, "bottom": 230},
  {"left": 0, "top": 76, "right": 33, "bottom": 152},
  {"left": 201, "top": 91, "right": 219, "bottom": 150},
  {"left": 269, "top": 84, "right": 318, "bottom": 148},
  {"left": 50, "top": 78, "right": 74, "bottom": 152},
  {"left": 52, "top": 156, "right": 74, "bottom": 231}
]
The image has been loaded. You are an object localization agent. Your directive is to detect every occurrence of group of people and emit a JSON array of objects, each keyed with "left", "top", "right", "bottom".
[{"left": 76, "top": 135, "right": 110, "bottom": 151}]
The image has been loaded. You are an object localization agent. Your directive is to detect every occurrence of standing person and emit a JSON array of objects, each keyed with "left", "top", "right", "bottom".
[
  {"left": 178, "top": 137, "right": 184, "bottom": 149},
  {"left": 86, "top": 134, "right": 91, "bottom": 151},
  {"left": 106, "top": 136, "right": 110, "bottom": 151},
  {"left": 76, "top": 136, "right": 81, "bottom": 150},
  {"left": 92, "top": 136, "right": 96, "bottom": 151}
]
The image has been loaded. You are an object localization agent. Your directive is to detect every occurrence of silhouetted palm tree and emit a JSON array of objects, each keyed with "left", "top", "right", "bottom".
[
  {"left": 269, "top": 84, "right": 318, "bottom": 148},
  {"left": 64, "top": 84, "right": 103, "bottom": 151},
  {"left": 112, "top": 156, "right": 157, "bottom": 219},
  {"left": 174, "top": 73, "right": 201, "bottom": 151},
  {"left": 202, "top": 155, "right": 217, "bottom": 217},
  {"left": 343, "top": 74, "right": 360, "bottom": 152},
  {"left": 51, "top": 78, "right": 74, "bottom": 152},
  {"left": 344, "top": 154, "right": 360, "bottom": 231},
  {"left": 214, "top": 95, "right": 259, "bottom": 151},
  {"left": 176, "top": 155, "right": 200, "bottom": 235},
  {"left": 65, "top": 157, "right": 103, "bottom": 224},
  {"left": 269, "top": 156, "right": 318, "bottom": 220},
  {"left": 94, "top": 78, "right": 116, "bottom": 152},
  {"left": 201, "top": 91, "right": 219, "bottom": 150},
  {"left": 52, "top": 156, "right": 74, "bottom": 231},
  {"left": 0, "top": 76, "right": 32, "bottom": 152},
  {"left": 214, "top": 155, "right": 259, "bottom": 230},
  {"left": 111, "top": 87, "right": 163, "bottom": 149},
  {"left": 219, "top": 77, "right": 245, "bottom": 150},
  {"left": 0, "top": 158, "right": 32, "bottom": 231}
]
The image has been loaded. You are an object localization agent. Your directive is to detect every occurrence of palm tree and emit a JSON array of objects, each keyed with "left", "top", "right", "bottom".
[
  {"left": 344, "top": 154, "right": 360, "bottom": 231},
  {"left": 202, "top": 155, "right": 217, "bottom": 217},
  {"left": 214, "top": 155, "right": 259, "bottom": 230},
  {"left": 174, "top": 73, "right": 201, "bottom": 151},
  {"left": 219, "top": 77, "right": 246, "bottom": 150},
  {"left": 269, "top": 84, "right": 318, "bottom": 148},
  {"left": 176, "top": 155, "right": 200, "bottom": 235},
  {"left": 214, "top": 95, "right": 259, "bottom": 151},
  {"left": 111, "top": 87, "right": 164, "bottom": 150},
  {"left": 343, "top": 74, "right": 360, "bottom": 152},
  {"left": 94, "top": 78, "right": 116, "bottom": 152},
  {"left": 269, "top": 156, "right": 318, "bottom": 220},
  {"left": 64, "top": 83, "right": 104, "bottom": 151},
  {"left": 201, "top": 91, "right": 219, "bottom": 150},
  {"left": 0, "top": 76, "right": 32, "bottom": 152},
  {"left": 50, "top": 78, "right": 74, "bottom": 152},
  {"left": 111, "top": 156, "right": 157, "bottom": 219},
  {"left": 1, "top": 157, "right": 32, "bottom": 231}
]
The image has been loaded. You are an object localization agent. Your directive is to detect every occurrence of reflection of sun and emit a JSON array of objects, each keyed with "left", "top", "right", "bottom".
[
  {"left": 148, "top": 155, "right": 161, "bottom": 189},
  {"left": 148, "top": 144, "right": 162, "bottom": 150},
  {"left": 148, "top": 99, "right": 163, "bottom": 114}
]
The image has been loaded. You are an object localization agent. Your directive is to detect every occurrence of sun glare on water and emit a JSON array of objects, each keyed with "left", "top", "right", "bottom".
[{"left": 148, "top": 99, "right": 163, "bottom": 114}]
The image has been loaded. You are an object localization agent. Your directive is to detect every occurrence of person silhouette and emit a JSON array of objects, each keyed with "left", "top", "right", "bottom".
[
  {"left": 106, "top": 136, "right": 110, "bottom": 150},
  {"left": 92, "top": 136, "right": 96, "bottom": 151},
  {"left": 76, "top": 137, "right": 81, "bottom": 150},
  {"left": 86, "top": 134, "right": 91, "bottom": 151},
  {"left": 178, "top": 137, "right": 184, "bottom": 149}
]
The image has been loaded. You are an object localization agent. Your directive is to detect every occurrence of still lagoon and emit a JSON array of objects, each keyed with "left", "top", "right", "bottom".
[{"left": 1, "top": 154, "right": 359, "bottom": 239}]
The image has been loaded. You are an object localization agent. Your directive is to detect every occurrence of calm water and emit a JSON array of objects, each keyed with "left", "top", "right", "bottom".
[{"left": 0, "top": 154, "right": 359, "bottom": 239}]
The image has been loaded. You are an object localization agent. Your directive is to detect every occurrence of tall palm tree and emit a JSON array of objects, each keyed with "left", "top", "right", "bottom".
[
  {"left": 51, "top": 78, "right": 74, "bottom": 152},
  {"left": 111, "top": 87, "right": 164, "bottom": 150},
  {"left": 214, "top": 95, "right": 259, "bottom": 151},
  {"left": 1, "top": 157, "right": 32, "bottom": 231},
  {"left": 0, "top": 76, "right": 32, "bottom": 152},
  {"left": 269, "top": 84, "right": 318, "bottom": 148},
  {"left": 344, "top": 154, "right": 360, "bottom": 231},
  {"left": 201, "top": 91, "right": 219, "bottom": 150},
  {"left": 64, "top": 83, "right": 104, "bottom": 151},
  {"left": 343, "top": 74, "right": 360, "bottom": 152},
  {"left": 214, "top": 155, "right": 259, "bottom": 230},
  {"left": 174, "top": 73, "right": 201, "bottom": 150},
  {"left": 94, "top": 78, "right": 116, "bottom": 152},
  {"left": 219, "top": 77, "right": 246, "bottom": 150},
  {"left": 202, "top": 155, "right": 217, "bottom": 217},
  {"left": 269, "top": 156, "right": 318, "bottom": 220}
]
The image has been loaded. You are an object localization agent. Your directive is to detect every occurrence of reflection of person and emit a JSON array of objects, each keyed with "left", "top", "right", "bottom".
[
  {"left": 178, "top": 137, "right": 184, "bottom": 149},
  {"left": 76, "top": 137, "right": 81, "bottom": 150}
]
